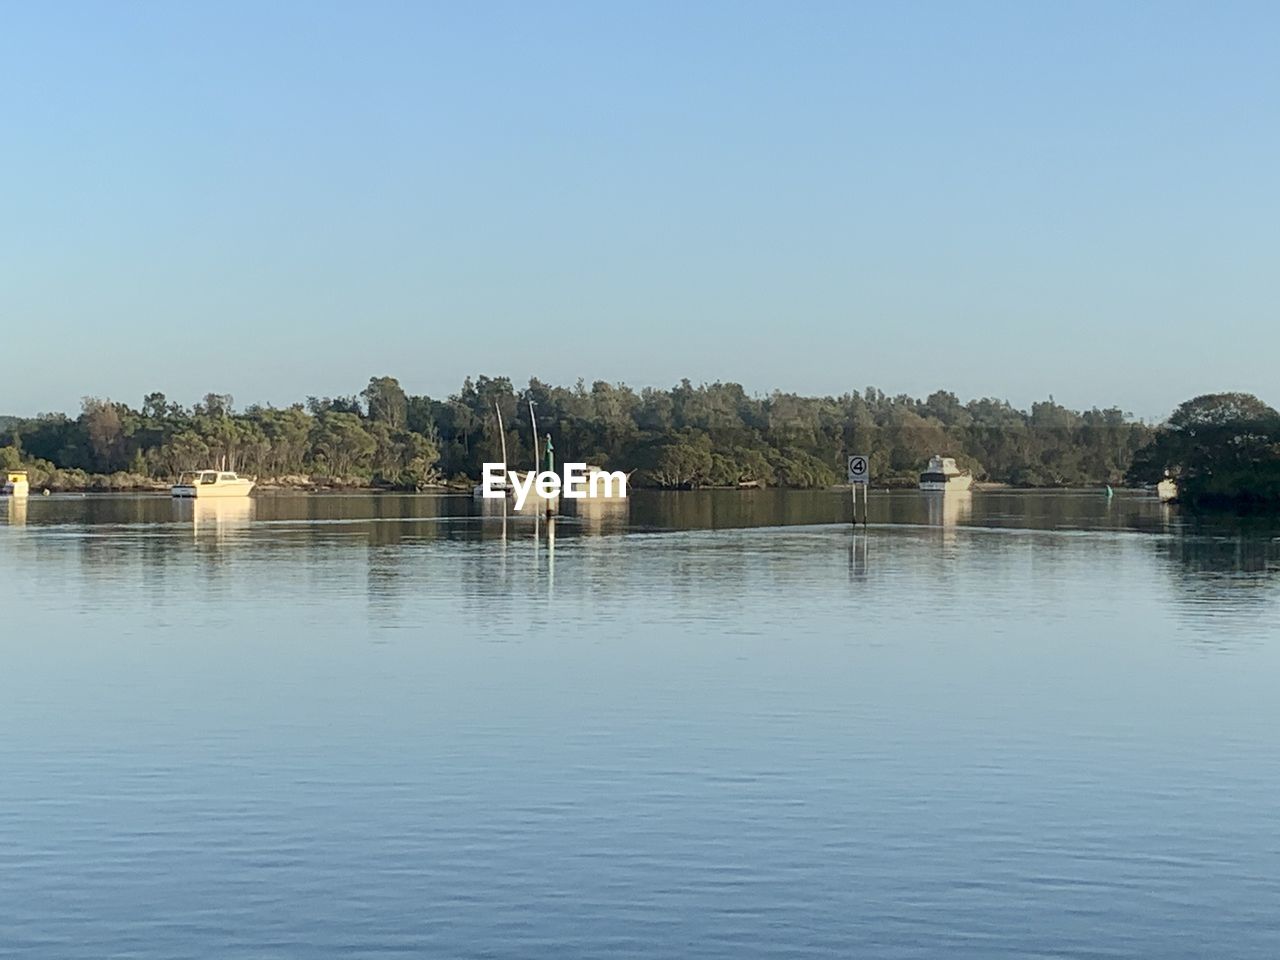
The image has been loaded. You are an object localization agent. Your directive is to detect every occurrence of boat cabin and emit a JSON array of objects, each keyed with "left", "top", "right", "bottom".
[
  {"left": 180, "top": 471, "right": 241, "bottom": 486},
  {"left": 919, "top": 456, "right": 974, "bottom": 491},
  {"left": 2, "top": 471, "right": 30, "bottom": 498},
  {"left": 920, "top": 457, "right": 961, "bottom": 483}
]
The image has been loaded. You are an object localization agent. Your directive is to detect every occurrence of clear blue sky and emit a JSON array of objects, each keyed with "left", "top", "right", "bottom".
[{"left": 2, "top": 1, "right": 1275, "bottom": 419}]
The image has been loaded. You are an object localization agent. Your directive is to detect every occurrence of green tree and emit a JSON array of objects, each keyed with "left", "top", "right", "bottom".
[
  {"left": 362, "top": 376, "right": 408, "bottom": 431},
  {"left": 310, "top": 412, "right": 375, "bottom": 478},
  {"left": 80, "top": 397, "right": 126, "bottom": 473},
  {"left": 1129, "top": 393, "right": 1280, "bottom": 504}
]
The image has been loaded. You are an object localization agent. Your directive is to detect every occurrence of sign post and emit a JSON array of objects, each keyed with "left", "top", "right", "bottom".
[{"left": 847, "top": 455, "right": 870, "bottom": 526}]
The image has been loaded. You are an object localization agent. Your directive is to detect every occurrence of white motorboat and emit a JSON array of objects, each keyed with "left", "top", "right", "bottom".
[
  {"left": 171, "top": 470, "right": 255, "bottom": 498},
  {"left": 919, "top": 456, "right": 973, "bottom": 492},
  {"left": 581, "top": 464, "right": 629, "bottom": 500},
  {"left": 2, "top": 471, "right": 30, "bottom": 498},
  {"left": 1156, "top": 478, "right": 1178, "bottom": 503}
]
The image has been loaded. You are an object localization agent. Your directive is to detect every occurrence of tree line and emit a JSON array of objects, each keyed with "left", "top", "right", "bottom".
[
  {"left": 0, "top": 375, "right": 1170, "bottom": 492},
  {"left": 1126, "top": 393, "right": 1280, "bottom": 507}
]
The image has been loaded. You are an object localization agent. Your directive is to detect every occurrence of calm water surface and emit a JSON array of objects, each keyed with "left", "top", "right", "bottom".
[{"left": 2, "top": 490, "right": 1279, "bottom": 958}]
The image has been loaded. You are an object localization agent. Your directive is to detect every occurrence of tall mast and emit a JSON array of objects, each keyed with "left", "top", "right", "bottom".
[
  {"left": 528, "top": 400, "right": 540, "bottom": 473},
  {"left": 495, "top": 402, "right": 508, "bottom": 467}
]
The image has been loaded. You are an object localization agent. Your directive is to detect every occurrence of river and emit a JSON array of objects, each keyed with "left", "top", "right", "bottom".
[{"left": 2, "top": 489, "right": 1278, "bottom": 958}]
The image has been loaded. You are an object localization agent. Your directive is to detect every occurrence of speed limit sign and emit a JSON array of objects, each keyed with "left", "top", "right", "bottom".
[{"left": 847, "top": 455, "right": 869, "bottom": 485}]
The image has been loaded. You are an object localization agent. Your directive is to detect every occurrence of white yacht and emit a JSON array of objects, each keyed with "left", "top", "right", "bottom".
[
  {"left": 171, "top": 470, "right": 255, "bottom": 498},
  {"left": 1156, "top": 478, "right": 1178, "bottom": 503},
  {"left": 2, "top": 471, "right": 30, "bottom": 498},
  {"left": 919, "top": 456, "right": 974, "bottom": 492},
  {"left": 581, "top": 464, "right": 629, "bottom": 500}
]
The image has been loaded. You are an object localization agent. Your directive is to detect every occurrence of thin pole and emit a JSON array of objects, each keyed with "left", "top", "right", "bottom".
[
  {"left": 528, "top": 400, "right": 540, "bottom": 475},
  {"left": 495, "top": 402, "right": 508, "bottom": 469},
  {"left": 851, "top": 483, "right": 868, "bottom": 526}
]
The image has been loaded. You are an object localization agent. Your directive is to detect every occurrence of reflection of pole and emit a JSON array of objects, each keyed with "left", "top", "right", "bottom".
[
  {"left": 848, "top": 527, "right": 868, "bottom": 579},
  {"left": 545, "top": 436, "right": 556, "bottom": 519},
  {"left": 547, "top": 516, "right": 555, "bottom": 587}
]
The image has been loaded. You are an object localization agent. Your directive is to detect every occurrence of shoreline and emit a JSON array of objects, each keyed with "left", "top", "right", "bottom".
[{"left": 19, "top": 478, "right": 1141, "bottom": 496}]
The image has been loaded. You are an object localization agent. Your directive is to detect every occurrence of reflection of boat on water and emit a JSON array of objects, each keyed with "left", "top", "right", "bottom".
[
  {"left": 2, "top": 471, "right": 30, "bottom": 498},
  {"left": 177, "top": 497, "right": 255, "bottom": 537},
  {"left": 474, "top": 477, "right": 562, "bottom": 515},
  {"left": 473, "top": 478, "right": 512, "bottom": 500},
  {"left": 172, "top": 470, "right": 255, "bottom": 498},
  {"left": 566, "top": 464, "right": 630, "bottom": 532},
  {"left": 1157, "top": 478, "right": 1178, "bottom": 503},
  {"left": 923, "top": 489, "right": 973, "bottom": 527},
  {"left": 569, "top": 491, "right": 630, "bottom": 534},
  {"left": 5, "top": 496, "right": 27, "bottom": 525},
  {"left": 919, "top": 456, "right": 973, "bottom": 492}
]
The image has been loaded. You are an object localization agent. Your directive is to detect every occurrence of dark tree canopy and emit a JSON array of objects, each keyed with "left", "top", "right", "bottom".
[
  {"left": 1168, "top": 393, "right": 1280, "bottom": 432},
  {"left": 361, "top": 376, "right": 408, "bottom": 431},
  {"left": 1127, "top": 392, "right": 1280, "bottom": 506}
]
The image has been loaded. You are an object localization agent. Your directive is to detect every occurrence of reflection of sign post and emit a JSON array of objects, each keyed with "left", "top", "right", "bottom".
[{"left": 847, "top": 454, "right": 870, "bottom": 526}]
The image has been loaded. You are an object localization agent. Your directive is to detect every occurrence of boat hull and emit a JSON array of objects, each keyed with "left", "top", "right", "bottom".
[
  {"left": 919, "top": 475, "right": 973, "bottom": 492},
  {"left": 171, "top": 481, "right": 255, "bottom": 498}
]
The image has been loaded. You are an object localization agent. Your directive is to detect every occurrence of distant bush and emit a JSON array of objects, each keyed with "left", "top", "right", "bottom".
[{"left": 1128, "top": 393, "right": 1280, "bottom": 508}]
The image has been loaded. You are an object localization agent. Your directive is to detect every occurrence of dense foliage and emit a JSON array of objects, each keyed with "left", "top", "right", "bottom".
[
  {"left": 1127, "top": 393, "right": 1280, "bottom": 507},
  {"left": 0, "top": 376, "right": 1157, "bottom": 491}
]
